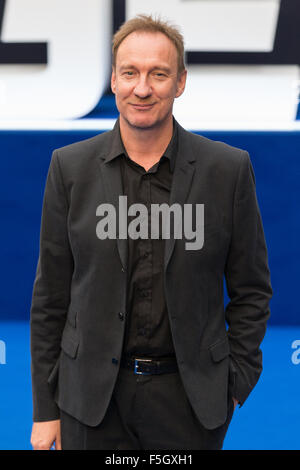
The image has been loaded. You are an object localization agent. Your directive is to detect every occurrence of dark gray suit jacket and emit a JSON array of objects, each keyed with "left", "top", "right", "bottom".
[{"left": 30, "top": 119, "right": 272, "bottom": 430}]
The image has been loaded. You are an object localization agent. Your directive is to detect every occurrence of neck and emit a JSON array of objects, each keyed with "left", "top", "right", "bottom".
[{"left": 119, "top": 115, "right": 174, "bottom": 160}]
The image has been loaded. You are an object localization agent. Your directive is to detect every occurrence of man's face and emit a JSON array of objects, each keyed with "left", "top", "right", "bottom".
[{"left": 111, "top": 31, "right": 187, "bottom": 130}]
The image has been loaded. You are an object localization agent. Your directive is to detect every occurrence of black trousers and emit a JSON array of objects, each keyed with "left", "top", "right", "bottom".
[{"left": 60, "top": 367, "right": 234, "bottom": 450}]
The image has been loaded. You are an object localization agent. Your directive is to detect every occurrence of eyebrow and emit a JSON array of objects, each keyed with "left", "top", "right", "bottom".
[
  {"left": 152, "top": 66, "right": 172, "bottom": 74},
  {"left": 119, "top": 64, "right": 172, "bottom": 74}
]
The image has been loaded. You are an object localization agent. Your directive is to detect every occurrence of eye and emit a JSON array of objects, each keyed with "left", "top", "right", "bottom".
[
  {"left": 123, "top": 70, "right": 135, "bottom": 77},
  {"left": 153, "top": 71, "right": 167, "bottom": 79}
]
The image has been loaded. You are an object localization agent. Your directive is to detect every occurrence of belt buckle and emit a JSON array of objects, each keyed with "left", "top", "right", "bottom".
[{"left": 134, "top": 358, "right": 152, "bottom": 375}]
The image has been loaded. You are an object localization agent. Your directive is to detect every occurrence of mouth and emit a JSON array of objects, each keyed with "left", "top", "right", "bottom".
[{"left": 130, "top": 103, "right": 155, "bottom": 110}]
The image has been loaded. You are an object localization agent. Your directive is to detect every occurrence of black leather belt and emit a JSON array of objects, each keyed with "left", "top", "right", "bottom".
[{"left": 121, "top": 357, "right": 178, "bottom": 375}]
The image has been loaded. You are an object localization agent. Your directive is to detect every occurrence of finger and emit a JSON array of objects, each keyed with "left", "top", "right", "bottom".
[
  {"left": 55, "top": 437, "right": 62, "bottom": 450},
  {"left": 32, "top": 437, "right": 55, "bottom": 450},
  {"left": 55, "top": 428, "right": 62, "bottom": 450},
  {"left": 32, "top": 443, "right": 52, "bottom": 450}
]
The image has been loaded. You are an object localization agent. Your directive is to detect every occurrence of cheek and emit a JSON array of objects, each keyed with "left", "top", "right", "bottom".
[
  {"left": 156, "top": 83, "right": 178, "bottom": 100},
  {"left": 115, "top": 81, "right": 133, "bottom": 97}
]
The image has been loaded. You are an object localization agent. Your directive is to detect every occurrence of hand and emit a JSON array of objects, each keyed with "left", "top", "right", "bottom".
[
  {"left": 31, "top": 420, "right": 61, "bottom": 450},
  {"left": 232, "top": 397, "right": 239, "bottom": 411}
]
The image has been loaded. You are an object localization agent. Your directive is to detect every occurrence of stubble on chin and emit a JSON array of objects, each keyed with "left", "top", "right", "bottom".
[
  {"left": 123, "top": 108, "right": 173, "bottom": 132},
  {"left": 122, "top": 113, "right": 161, "bottom": 131}
]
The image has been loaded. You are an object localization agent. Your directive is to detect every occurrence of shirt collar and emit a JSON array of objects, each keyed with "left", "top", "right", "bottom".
[{"left": 105, "top": 116, "right": 178, "bottom": 173}]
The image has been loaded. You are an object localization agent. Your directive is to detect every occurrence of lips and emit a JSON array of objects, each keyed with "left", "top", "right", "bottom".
[{"left": 130, "top": 103, "right": 155, "bottom": 110}]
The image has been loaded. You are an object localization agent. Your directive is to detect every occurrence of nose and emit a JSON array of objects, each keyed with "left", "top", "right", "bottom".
[{"left": 134, "top": 75, "right": 152, "bottom": 98}]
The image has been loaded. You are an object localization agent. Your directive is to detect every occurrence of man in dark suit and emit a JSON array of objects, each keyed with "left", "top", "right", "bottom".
[{"left": 30, "top": 15, "right": 272, "bottom": 450}]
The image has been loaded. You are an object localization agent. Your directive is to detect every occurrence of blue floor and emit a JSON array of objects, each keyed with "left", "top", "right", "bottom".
[{"left": 0, "top": 322, "right": 299, "bottom": 450}]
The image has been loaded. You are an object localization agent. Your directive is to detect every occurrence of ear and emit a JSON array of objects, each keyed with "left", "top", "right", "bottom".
[
  {"left": 175, "top": 69, "right": 187, "bottom": 98},
  {"left": 111, "top": 67, "right": 116, "bottom": 94}
]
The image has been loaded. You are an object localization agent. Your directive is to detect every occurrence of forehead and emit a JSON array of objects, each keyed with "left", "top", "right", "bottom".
[{"left": 116, "top": 31, "right": 178, "bottom": 69}]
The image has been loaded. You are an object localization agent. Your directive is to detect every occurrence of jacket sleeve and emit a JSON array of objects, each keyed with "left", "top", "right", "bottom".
[
  {"left": 30, "top": 150, "right": 74, "bottom": 421},
  {"left": 224, "top": 150, "right": 273, "bottom": 406}
]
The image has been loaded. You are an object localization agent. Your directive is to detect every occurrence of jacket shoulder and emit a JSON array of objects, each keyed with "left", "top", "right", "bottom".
[
  {"left": 53, "top": 129, "right": 113, "bottom": 162},
  {"left": 185, "top": 129, "right": 248, "bottom": 165}
]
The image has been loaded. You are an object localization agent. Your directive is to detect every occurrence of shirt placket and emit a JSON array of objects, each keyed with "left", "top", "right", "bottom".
[{"left": 136, "top": 171, "right": 153, "bottom": 349}]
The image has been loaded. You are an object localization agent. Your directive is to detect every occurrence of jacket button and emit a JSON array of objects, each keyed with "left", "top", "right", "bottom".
[
  {"left": 118, "top": 312, "right": 125, "bottom": 321},
  {"left": 112, "top": 358, "right": 118, "bottom": 365}
]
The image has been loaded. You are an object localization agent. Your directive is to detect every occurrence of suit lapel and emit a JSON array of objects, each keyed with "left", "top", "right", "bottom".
[
  {"left": 164, "top": 124, "right": 195, "bottom": 270},
  {"left": 98, "top": 155, "right": 128, "bottom": 271}
]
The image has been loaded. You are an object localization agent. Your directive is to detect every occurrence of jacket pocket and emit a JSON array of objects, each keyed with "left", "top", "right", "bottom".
[
  {"left": 209, "top": 336, "right": 230, "bottom": 362},
  {"left": 60, "top": 324, "right": 79, "bottom": 359}
]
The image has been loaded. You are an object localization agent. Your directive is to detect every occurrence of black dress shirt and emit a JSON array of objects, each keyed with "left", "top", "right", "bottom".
[{"left": 106, "top": 118, "right": 178, "bottom": 358}]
